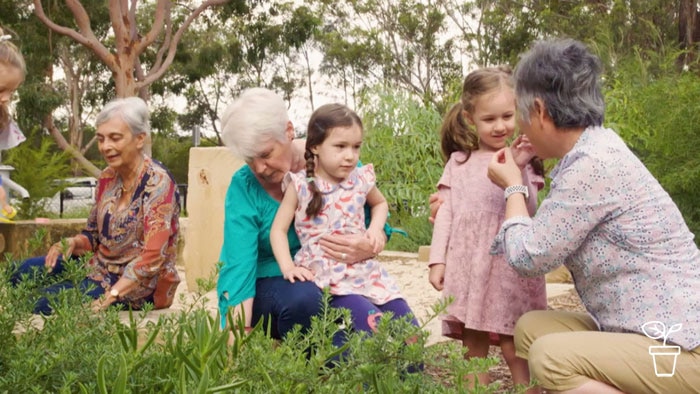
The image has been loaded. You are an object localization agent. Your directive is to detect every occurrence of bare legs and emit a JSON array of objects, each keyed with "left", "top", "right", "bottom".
[
  {"left": 499, "top": 335, "right": 539, "bottom": 394},
  {"left": 462, "top": 328, "right": 491, "bottom": 387},
  {"left": 462, "top": 329, "right": 537, "bottom": 392}
]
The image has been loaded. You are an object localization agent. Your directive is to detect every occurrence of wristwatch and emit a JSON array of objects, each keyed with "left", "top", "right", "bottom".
[
  {"left": 504, "top": 185, "right": 529, "bottom": 200},
  {"left": 110, "top": 288, "right": 120, "bottom": 301}
]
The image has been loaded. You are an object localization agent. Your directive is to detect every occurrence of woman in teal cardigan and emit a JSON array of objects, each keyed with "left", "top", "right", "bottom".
[{"left": 217, "top": 88, "right": 387, "bottom": 340}]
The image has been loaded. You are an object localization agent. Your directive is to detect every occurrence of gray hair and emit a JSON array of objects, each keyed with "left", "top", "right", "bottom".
[
  {"left": 96, "top": 97, "right": 151, "bottom": 136},
  {"left": 220, "top": 87, "right": 289, "bottom": 160},
  {"left": 514, "top": 38, "right": 605, "bottom": 128}
]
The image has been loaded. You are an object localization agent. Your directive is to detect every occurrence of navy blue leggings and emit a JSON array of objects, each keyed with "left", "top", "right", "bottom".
[
  {"left": 10, "top": 256, "right": 134, "bottom": 315},
  {"left": 252, "top": 276, "right": 323, "bottom": 340},
  {"left": 330, "top": 295, "right": 418, "bottom": 334}
]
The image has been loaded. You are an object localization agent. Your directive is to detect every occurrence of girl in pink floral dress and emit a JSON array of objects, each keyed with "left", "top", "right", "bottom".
[
  {"left": 271, "top": 103, "right": 416, "bottom": 336},
  {"left": 428, "top": 67, "right": 546, "bottom": 390}
]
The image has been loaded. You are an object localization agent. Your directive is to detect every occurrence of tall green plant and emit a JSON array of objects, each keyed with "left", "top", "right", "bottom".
[
  {"left": 3, "top": 128, "right": 71, "bottom": 218},
  {"left": 359, "top": 88, "right": 444, "bottom": 250}
]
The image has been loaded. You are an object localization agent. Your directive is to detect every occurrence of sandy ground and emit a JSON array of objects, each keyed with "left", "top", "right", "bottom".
[{"left": 12, "top": 250, "right": 572, "bottom": 345}]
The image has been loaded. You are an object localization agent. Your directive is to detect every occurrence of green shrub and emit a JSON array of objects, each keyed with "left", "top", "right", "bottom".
[
  {"left": 3, "top": 128, "right": 71, "bottom": 219},
  {"left": 0, "top": 232, "right": 513, "bottom": 393},
  {"left": 360, "top": 88, "right": 445, "bottom": 252}
]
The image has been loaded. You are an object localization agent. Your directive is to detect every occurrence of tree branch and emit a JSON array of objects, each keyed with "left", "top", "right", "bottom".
[
  {"left": 151, "top": 9, "right": 173, "bottom": 72},
  {"left": 44, "top": 115, "right": 101, "bottom": 177},
  {"left": 33, "top": 0, "right": 114, "bottom": 69},
  {"left": 140, "top": 0, "right": 229, "bottom": 88},
  {"left": 109, "top": 0, "right": 129, "bottom": 56},
  {"left": 137, "top": 0, "right": 169, "bottom": 52}
]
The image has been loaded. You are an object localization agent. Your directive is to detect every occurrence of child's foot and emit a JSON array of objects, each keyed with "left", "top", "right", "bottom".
[{"left": 1, "top": 206, "right": 16, "bottom": 220}]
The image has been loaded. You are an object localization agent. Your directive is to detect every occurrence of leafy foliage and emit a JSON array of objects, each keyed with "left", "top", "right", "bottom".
[
  {"left": 3, "top": 129, "right": 71, "bottom": 218},
  {"left": 360, "top": 88, "right": 444, "bottom": 249},
  {"left": 0, "top": 234, "right": 504, "bottom": 392}
]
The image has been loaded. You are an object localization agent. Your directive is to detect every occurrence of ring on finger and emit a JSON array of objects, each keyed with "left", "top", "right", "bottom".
[{"left": 341, "top": 252, "right": 347, "bottom": 260}]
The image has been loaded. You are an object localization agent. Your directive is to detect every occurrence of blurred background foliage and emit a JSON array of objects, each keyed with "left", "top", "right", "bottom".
[{"left": 0, "top": 0, "right": 699, "bottom": 249}]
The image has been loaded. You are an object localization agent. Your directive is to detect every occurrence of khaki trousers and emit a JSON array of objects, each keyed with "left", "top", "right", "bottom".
[{"left": 514, "top": 310, "right": 700, "bottom": 393}]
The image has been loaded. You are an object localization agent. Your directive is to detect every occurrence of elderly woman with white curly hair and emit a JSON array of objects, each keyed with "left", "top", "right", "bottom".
[
  {"left": 12, "top": 97, "right": 181, "bottom": 314},
  {"left": 217, "top": 88, "right": 393, "bottom": 342}
]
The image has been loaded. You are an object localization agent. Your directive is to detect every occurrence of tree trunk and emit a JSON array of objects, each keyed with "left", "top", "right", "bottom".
[
  {"left": 678, "top": 0, "right": 700, "bottom": 69},
  {"left": 44, "top": 114, "right": 101, "bottom": 178}
]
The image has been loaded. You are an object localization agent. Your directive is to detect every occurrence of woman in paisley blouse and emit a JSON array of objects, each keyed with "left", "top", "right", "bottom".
[
  {"left": 487, "top": 38, "right": 699, "bottom": 394},
  {"left": 11, "top": 97, "right": 180, "bottom": 314}
]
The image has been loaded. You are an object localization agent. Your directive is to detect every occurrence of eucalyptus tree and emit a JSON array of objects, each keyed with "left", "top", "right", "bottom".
[
  {"left": 18, "top": 0, "right": 233, "bottom": 176},
  {"left": 439, "top": 0, "right": 691, "bottom": 69},
  {"left": 436, "top": 0, "right": 539, "bottom": 67},
  {"left": 316, "top": 0, "right": 462, "bottom": 111},
  {"left": 1, "top": 3, "right": 103, "bottom": 176},
  {"left": 160, "top": 1, "right": 321, "bottom": 144}
]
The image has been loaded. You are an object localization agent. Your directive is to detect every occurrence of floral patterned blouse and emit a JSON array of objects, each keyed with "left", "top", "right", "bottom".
[
  {"left": 287, "top": 165, "right": 402, "bottom": 304},
  {"left": 74, "top": 155, "right": 181, "bottom": 309},
  {"left": 491, "top": 126, "right": 700, "bottom": 350}
]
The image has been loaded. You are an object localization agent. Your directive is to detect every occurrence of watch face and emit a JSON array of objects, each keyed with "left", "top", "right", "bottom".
[{"left": 110, "top": 289, "right": 119, "bottom": 297}]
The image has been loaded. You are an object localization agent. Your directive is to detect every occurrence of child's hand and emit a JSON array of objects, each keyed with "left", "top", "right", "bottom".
[
  {"left": 365, "top": 228, "right": 386, "bottom": 254},
  {"left": 281, "top": 266, "right": 314, "bottom": 283},
  {"left": 428, "top": 264, "right": 445, "bottom": 291},
  {"left": 510, "top": 134, "right": 536, "bottom": 169}
]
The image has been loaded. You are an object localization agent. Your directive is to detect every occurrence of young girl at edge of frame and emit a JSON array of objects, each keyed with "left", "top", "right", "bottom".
[
  {"left": 0, "top": 28, "right": 27, "bottom": 222},
  {"left": 270, "top": 103, "right": 418, "bottom": 337},
  {"left": 428, "top": 66, "right": 546, "bottom": 391}
]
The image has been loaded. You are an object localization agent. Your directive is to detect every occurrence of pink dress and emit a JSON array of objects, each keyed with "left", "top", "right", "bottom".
[
  {"left": 429, "top": 150, "right": 547, "bottom": 338},
  {"left": 286, "top": 165, "right": 402, "bottom": 305}
]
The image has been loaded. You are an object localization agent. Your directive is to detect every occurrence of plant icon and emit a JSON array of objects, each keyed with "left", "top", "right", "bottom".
[{"left": 641, "top": 321, "right": 682, "bottom": 377}]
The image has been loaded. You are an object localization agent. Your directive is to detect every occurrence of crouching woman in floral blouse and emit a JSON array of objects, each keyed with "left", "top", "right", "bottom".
[
  {"left": 11, "top": 97, "right": 181, "bottom": 314},
  {"left": 487, "top": 38, "right": 699, "bottom": 394}
]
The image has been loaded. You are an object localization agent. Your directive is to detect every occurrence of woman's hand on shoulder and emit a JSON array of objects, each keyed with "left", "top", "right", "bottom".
[
  {"left": 281, "top": 265, "right": 315, "bottom": 283},
  {"left": 319, "top": 233, "right": 382, "bottom": 264}
]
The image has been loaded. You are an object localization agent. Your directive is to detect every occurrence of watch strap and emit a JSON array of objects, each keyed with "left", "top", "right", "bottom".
[{"left": 504, "top": 184, "right": 529, "bottom": 200}]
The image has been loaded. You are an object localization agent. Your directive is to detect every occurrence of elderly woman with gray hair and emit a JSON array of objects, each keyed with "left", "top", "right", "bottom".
[
  {"left": 487, "top": 38, "right": 700, "bottom": 393},
  {"left": 217, "top": 88, "right": 391, "bottom": 341},
  {"left": 12, "top": 97, "right": 181, "bottom": 314}
]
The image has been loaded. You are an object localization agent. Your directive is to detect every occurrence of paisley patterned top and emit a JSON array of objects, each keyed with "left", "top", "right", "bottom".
[
  {"left": 491, "top": 126, "right": 700, "bottom": 350},
  {"left": 75, "top": 155, "right": 181, "bottom": 309},
  {"left": 287, "top": 165, "right": 402, "bottom": 305}
]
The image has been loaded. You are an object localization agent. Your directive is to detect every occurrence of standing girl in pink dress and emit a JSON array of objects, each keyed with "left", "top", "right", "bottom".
[
  {"left": 271, "top": 103, "right": 417, "bottom": 337},
  {"left": 428, "top": 66, "right": 546, "bottom": 390}
]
